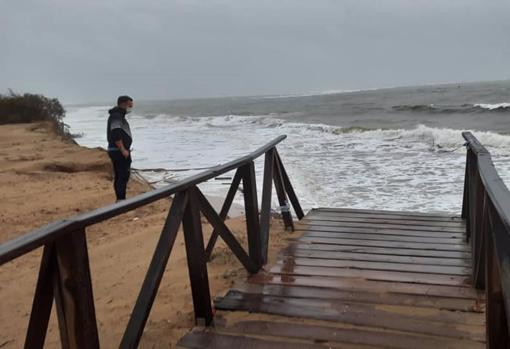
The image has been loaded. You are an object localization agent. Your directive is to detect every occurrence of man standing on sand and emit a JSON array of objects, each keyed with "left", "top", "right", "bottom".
[{"left": 107, "top": 95, "right": 134, "bottom": 202}]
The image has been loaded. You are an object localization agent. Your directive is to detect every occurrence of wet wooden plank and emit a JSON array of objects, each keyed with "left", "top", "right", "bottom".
[
  {"left": 270, "top": 264, "right": 471, "bottom": 286},
  {"left": 305, "top": 213, "right": 466, "bottom": 228},
  {"left": 214, "top": 294, "right": 485, "bottom": 340},
  {"left": 179, "top": 207, "right": 481, "bottom": 347},
  {"left": 307, "top": 210, "right": 464, "bottom": 223},
  {"left": 315, "top": 207, "right": 461, "bottom": 219},
  {"left": 229, "top": 284, "right": 482, "bottom": 312},
  {"left": 301, "top": 230, "right": 465, "bottom": 245},
  {"left": 286, "top": 242, "right": 472, "bottom": 259},
  {"left": 301, "top": 219, "right": 466, "bottom": 233},
  {"left": 248, "top": 274, "right": 481, "bottom": 299},
  {"left": 220, "top": 320, "right": 485, "bottom": 349},
  {"left": 282, "top": 248, "right": 470, "bottom": 266},
  {"left": 297, "top": 236, "right": 470, "bottom": 252},
  {"left": 297, "top": 224, "right": 466, "bottom": 238},
  {"left": 278, "top": 257, "right": 471, "bottom": 276},
  {"left": 178, "top": 329, "right": 332, "bottom": 349},
  {"left": 305, "top": 213, "right": 466, "bottom": 227}
]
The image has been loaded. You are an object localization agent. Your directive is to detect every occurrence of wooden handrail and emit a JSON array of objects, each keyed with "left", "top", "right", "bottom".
[
  {"left": 462, "top": 131, "right": 510, "bottom": 347},
  {"left": 0, "top": 136, "right": 287, "bottom": 264},
  {"left": 0, "top": 135, "right": 304, "bottom": 349}
]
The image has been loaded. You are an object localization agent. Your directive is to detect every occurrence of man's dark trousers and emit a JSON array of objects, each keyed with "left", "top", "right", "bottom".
[{"left": 108, "top": 151, "right": 131, "bottom": 200}]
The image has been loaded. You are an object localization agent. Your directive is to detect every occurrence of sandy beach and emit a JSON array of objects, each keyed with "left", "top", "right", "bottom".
[{"left": 0, "top": 122, "right": 290, "bottom": 348}]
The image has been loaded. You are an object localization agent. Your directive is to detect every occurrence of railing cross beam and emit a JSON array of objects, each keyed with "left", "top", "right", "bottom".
[
  {"left": 205, "top": 168, "right": 242, "bottom": 260},
  {"left": 0, "top": 135, "right": 306, "bottom": 348},
  {"left": 120, "top": 191, "right": 188, "bottom": 349},
  {"left": 196, "top": 188, "right": 258, "bottom": 274}
]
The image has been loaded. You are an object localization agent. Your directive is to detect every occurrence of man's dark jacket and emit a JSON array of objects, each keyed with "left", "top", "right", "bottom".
[{"left": 107, "top": 107, "right": 132, "bottom": 150}]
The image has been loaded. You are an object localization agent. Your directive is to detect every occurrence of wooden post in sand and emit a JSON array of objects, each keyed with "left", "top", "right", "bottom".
[
  {"left": 25, "top": 244, "right": 56, "bottom": 348},
  {"left": 25, "top": 230, "right": 100, "bottom": 349},
  {"left": 182, "top": 186, "right": 213, "bottom": 326},
  {"left": 53, "top": 229, "right": 99, "bottom": 349},
  {"left": 240, "top": 161, "right": 263, "bottom": 270}
]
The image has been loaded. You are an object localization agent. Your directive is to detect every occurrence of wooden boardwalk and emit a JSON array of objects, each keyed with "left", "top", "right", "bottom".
[{"left": 178, "top": 207, "right": 486, "bottom": 348}]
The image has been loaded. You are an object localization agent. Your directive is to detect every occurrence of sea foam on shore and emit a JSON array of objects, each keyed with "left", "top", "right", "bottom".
[{"left": 66, "top": 106, "right": 510, "bottom": 215}]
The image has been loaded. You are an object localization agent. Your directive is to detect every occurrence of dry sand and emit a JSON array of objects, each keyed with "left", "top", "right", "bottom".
[{"left": 0, "top": 122, "right": 292, "bottom": 348}]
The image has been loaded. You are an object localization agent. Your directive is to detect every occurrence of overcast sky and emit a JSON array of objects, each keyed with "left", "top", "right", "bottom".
[{"left": 1, "top": 0, "right": 509, "bottom": 103}]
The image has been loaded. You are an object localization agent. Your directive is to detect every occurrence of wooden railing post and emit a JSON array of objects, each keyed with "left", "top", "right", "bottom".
[
  {"left": 469, "top": 153, "right": 477, "bottom": 242},
  {"left": 468, "top": 155, "right": 486, "bottom": 289},
  {"left": 486, "top": 208, "right": 509, "bottom": 348},
  {"left": 182, "top": 186, "right": 213, "bottom": 326},
  {"left": 53, "top": 228, "right": 99, "bottom": 349},
  {"left": 462, "top": 147, "right": 470, "bottom": 221},
  {"left": 273, "top": 151, "right": 295, "bottom": 231},
  {"left": 24, "top": 244, "right": 56, "bottom": 349},
  {"left": 466, "top": 150, "right": 477, "bottom": 243},
  {"left": 240, "top": 161, "right": 263, "bottom": 269},
  {"left": 473, "top": 192, "right": 487, "bottom": 290},
  {"left": 274, "top": 149, "right": 304, "bottom": 219},
  {"left": 259, "top": 149, "right": 275, "bottom": 265}
]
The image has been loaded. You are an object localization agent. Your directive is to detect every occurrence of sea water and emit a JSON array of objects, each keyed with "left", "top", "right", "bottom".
[{"left": 66, "top": 80, "right": 510, "bottom": 215}]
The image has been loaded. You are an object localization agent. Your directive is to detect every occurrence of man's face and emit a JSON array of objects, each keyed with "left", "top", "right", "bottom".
[{"left": 120, "top": 100, "right": 134, "bottom": 110}]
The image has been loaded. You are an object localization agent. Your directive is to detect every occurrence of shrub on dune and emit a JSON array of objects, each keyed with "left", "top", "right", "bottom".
[{"left": 0, "top": 90, "right": 68, "bottom": 137}]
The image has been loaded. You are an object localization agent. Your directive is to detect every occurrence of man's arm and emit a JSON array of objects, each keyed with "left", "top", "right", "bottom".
[
  {"left": 115, "top": 139, "right": 130, "bottom": 158},
  {"left": 110, "top": 122, "right": 129, "bottom": 158}
]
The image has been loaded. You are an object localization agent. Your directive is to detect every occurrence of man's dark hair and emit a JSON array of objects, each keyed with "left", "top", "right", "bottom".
[{"left": 117, "top": 95, "right": 133, "bottom": 105}]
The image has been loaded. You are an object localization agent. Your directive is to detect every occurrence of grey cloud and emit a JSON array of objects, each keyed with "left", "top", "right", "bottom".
[{"left": 1, "top": 0, "right": 509, "bottom": 103}]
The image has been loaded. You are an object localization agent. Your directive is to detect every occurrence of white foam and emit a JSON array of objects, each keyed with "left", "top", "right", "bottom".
[
  {"left": 474, "top": 103, "right": 510, "bottom": 110},
  {"left": 258, "top": 88, "right": 382, "bottom": 99},
  {"left": 65, "top": 107, "right": 510, "bottom": 214}
]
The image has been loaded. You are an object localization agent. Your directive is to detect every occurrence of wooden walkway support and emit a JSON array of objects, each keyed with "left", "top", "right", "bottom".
[
  {"left": 0, "top": 136, "right": 303, "bottom": 349},
  {"left": 178, "top": 207, "right": 486, "bottom": 348}
]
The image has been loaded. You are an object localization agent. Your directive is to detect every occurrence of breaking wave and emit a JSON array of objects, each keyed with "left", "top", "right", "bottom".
[
  {"left": 66, "top": 105, "right": 510, "bottom": 214},
  {"left": 392, "top": 103, "right": 510, "bottom": 113},
  {"left": 147, "top": 113, "right": 510, "bottom": 154},
  {"left": 474, "top": 103, "right": 510, "bottom": 110}
]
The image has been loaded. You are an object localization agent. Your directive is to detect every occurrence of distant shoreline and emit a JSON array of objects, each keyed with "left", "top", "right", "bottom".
[{"left": 64, "top": 78, "right": 510, "bottom": 106}]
